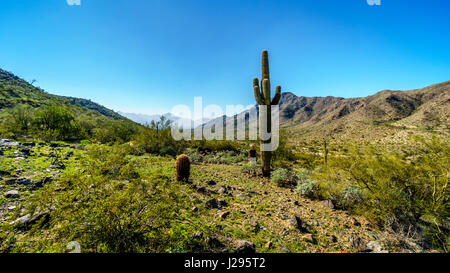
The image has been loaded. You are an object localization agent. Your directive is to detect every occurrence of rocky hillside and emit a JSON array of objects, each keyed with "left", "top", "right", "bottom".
[
  {"left": 281, "top": 81, "right": 449, "bottom": 141},
  {"left": 0, "top": 69, "right": 126, "bottom": 121},
  {"left": 202, "top": 81, "right": 450, "bottom": 143}
]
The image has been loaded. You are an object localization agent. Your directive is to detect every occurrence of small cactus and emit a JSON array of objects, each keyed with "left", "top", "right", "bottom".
[
  {"left": 323, "top": 138, "right": 329, "bottom": 166},
  {"left": 176, "top": 154, "right": 191, "bottom": 182}
]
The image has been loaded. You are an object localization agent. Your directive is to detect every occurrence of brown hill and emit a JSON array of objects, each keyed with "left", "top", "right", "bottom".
[
  {"left": 283, "top": 81, "right": 449, "bottom": 142},
  {"left": 202, "top": 81, "right": 450, "bottom": 143}
]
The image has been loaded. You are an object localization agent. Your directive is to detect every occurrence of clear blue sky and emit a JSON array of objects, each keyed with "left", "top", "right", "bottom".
[{"left": 1, "top": 0, "right": 449, "bottom": 115}]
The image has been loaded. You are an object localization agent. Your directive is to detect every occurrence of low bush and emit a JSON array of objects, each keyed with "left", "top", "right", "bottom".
[{"left": 271, "top": 168, "right": 297, "bottom": 188}]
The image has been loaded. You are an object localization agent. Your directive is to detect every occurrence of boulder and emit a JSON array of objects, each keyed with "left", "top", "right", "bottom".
[
  {"left": 217, "top": 199, "right": 228, "bottom": 207},
  {"left": 206, "top": 180, "right": 216, "bottom": 186},
  {"left": 288, "top": 216, "right": 308, "bottom": 232},
  {"left": 0, "top": 139, "right": 19, "bottom": 148},
  {"left": 349, "top": 234, "right": 365, "bottom": 251},
  {"left": 16, "top": 177, "right": 32, "bottom": 186},
  {"left": 10, "top": 212, "right": 50, "bottom": 230},
  {"left": 5, "top": 190, "right": 19, "bottom": 198},
  {"left": 22, "top": 142, "right": 36, "bottom": 147},
  {"left": 49, "top": 164, "right": 65, "bottom": 170},
  {"left": 302, "top": 234, "right": 315, "bottom": 243},
  {"left": 366, "top": 241, "right": 383, "bottom": 253},
  {"left": 321, "top": 200, "right": 334, "bottom": 209},
  {"left": 19, "top": 148, "right": 31, "bottom": 156},
  {"left": 219, "top": 211, "right": 230, "bottom": 219},
  {"left": 205, "top": 198, "right": 219, "bottom": 209},
  {"left": 235, "top": 240, "right": 255, "bottom": 254},
  {"left": 206, "top": 236, "right": 223, "bottom": 248}
]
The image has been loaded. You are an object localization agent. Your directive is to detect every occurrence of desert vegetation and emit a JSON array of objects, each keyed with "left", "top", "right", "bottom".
[{"left": 0, "top": 68, "right": 449, "bottom": 253}]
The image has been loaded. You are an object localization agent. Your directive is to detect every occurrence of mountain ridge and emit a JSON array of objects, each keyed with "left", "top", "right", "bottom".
[{"left": 201, "top": 80, "right": 450, "bottom": 142}]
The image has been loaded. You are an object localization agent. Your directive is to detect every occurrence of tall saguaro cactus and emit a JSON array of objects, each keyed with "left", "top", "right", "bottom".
[{"left": 253, "top": 50, "right": 281, "bottom": 177}]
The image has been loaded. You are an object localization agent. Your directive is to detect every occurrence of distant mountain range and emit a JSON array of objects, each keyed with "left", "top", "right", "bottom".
[
  {"left": 1, "top": 68, "right": 448, "bottom": 142},
  {"left": 202, "top": 81, "right": 450, "bottom": 142},
  {"left": 118, "top": 111, "right": 213, "bottom": 129}
]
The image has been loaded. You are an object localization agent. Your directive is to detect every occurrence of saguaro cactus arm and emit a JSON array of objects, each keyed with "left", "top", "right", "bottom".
[
  {"left": 261, "top": 50, "right": 270, "bottom": 80},
  {"left": 271, "top": 85, "right": 282, "bottom": 105},
  {"left": 253, "top": 78, "right": 264, "bottom": 105},
  {"left": 262, "top": 79, "right": 271, "bottom": 105}
]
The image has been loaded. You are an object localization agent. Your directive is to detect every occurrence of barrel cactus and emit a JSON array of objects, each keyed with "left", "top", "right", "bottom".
[
  {"left": 253, "top": 50, "right": 281, "bottom": 177},
  {"left": 176, "top": 154, "right": 191, "bottom": 182}
]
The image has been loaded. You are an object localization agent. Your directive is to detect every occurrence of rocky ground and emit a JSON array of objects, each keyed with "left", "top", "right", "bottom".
[{"left": 0, "top": 138, "right": 427, "bottom": 253}]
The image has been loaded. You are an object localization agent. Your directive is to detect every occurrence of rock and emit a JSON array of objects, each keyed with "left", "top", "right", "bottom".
[
  {"left": 366, "top": 241, "right": 383, "bottom": 253},
  {"left": 236, "top": 193, "right": 247, "bottom": 198},
  {"left": 235, "top": 240, "right": 255, "bottom": 254},
  {"left": 218, "top": 186, "right": 228, "bottom": 194},
  {"left": 49, "top": 164, "right": 65, "bottom": 170},
  {"left": 217, "top": 199, "right": 228, "bottom": 207},
  {"left": 10, "top": 212, "right": 50, "bottom": 230},
  {"left": 349, "top": 234, "right": 365, "bottom": 251},
  {"left": 331, "top": 235, "right": 338, "bottom": 242},
  {"left": 7, "top": 205, "right": 17, "bottom": 210},
  {"left": 32, "top": 177, "right": 53, "bottom": 189},
  {"left": 196, "top": 186, "right": 207, "bottom": 194},
  {"left": 0, "top": 139, "right": 19, "bottom": 148},
  {"left": 19, "top": 147, "right": 31, "bottom": 156},
  {"left": 206, "top": 236, "right": 223, "bottom": 248},
  {"left": 5, "top": 178, "right": 17, "bottom": 185},
  {"left": 321, "top": 200, "right": 334, "bottom": 209},
  {"left": 5, "top": 190, "right": 19, "bottom": 198},
  {"left": 22, "top": 142, "right": 36, "bottom": 147},
  {"left": 16, "top": 177, "right": 32, "bottom": 186},
  {"left": 219, "top": 211, "right": 230, "bottom": 219},
  {"left": 206, "top": 180, "right": 216, "bottom": 186},
  {"left": 288, "top": 216, "right": 308, "bottom": 232},
  {"left": 302, "top": 234, "right": 315, "bottom": 243},
  {"left": 205, "top": 198, "right": 219, "bottom": 209},
  {"left": 405, "top": 241, "right": 423, "bottom": 253}
]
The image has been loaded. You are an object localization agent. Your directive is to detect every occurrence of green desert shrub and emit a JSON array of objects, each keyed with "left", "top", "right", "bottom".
[
  {"left": 185, "top": 148, "right": 202, "bottom": 163},
  {"left": 271, "top": 168, "right": 297, "bottom": 188},
  {"left": 92, "top": 120, "right": 138, "bottom": 144},
  {"left": 311, "top": 136, "right": 449, "bottom": 250},
  {"left": 271, "top": 130, "right": 296, "bottom": 167},
  {"left": 295, "top": 169, "right": 318, "bottom": 198},
  {"left": 339, "top": 185, "right": 364, "bottom": 208},
  {"left": 241, "top": 162, "right": 261, "bottom": 176},
  {"left": 2, "top": 144, "right": 206, "bottom": 253}
]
